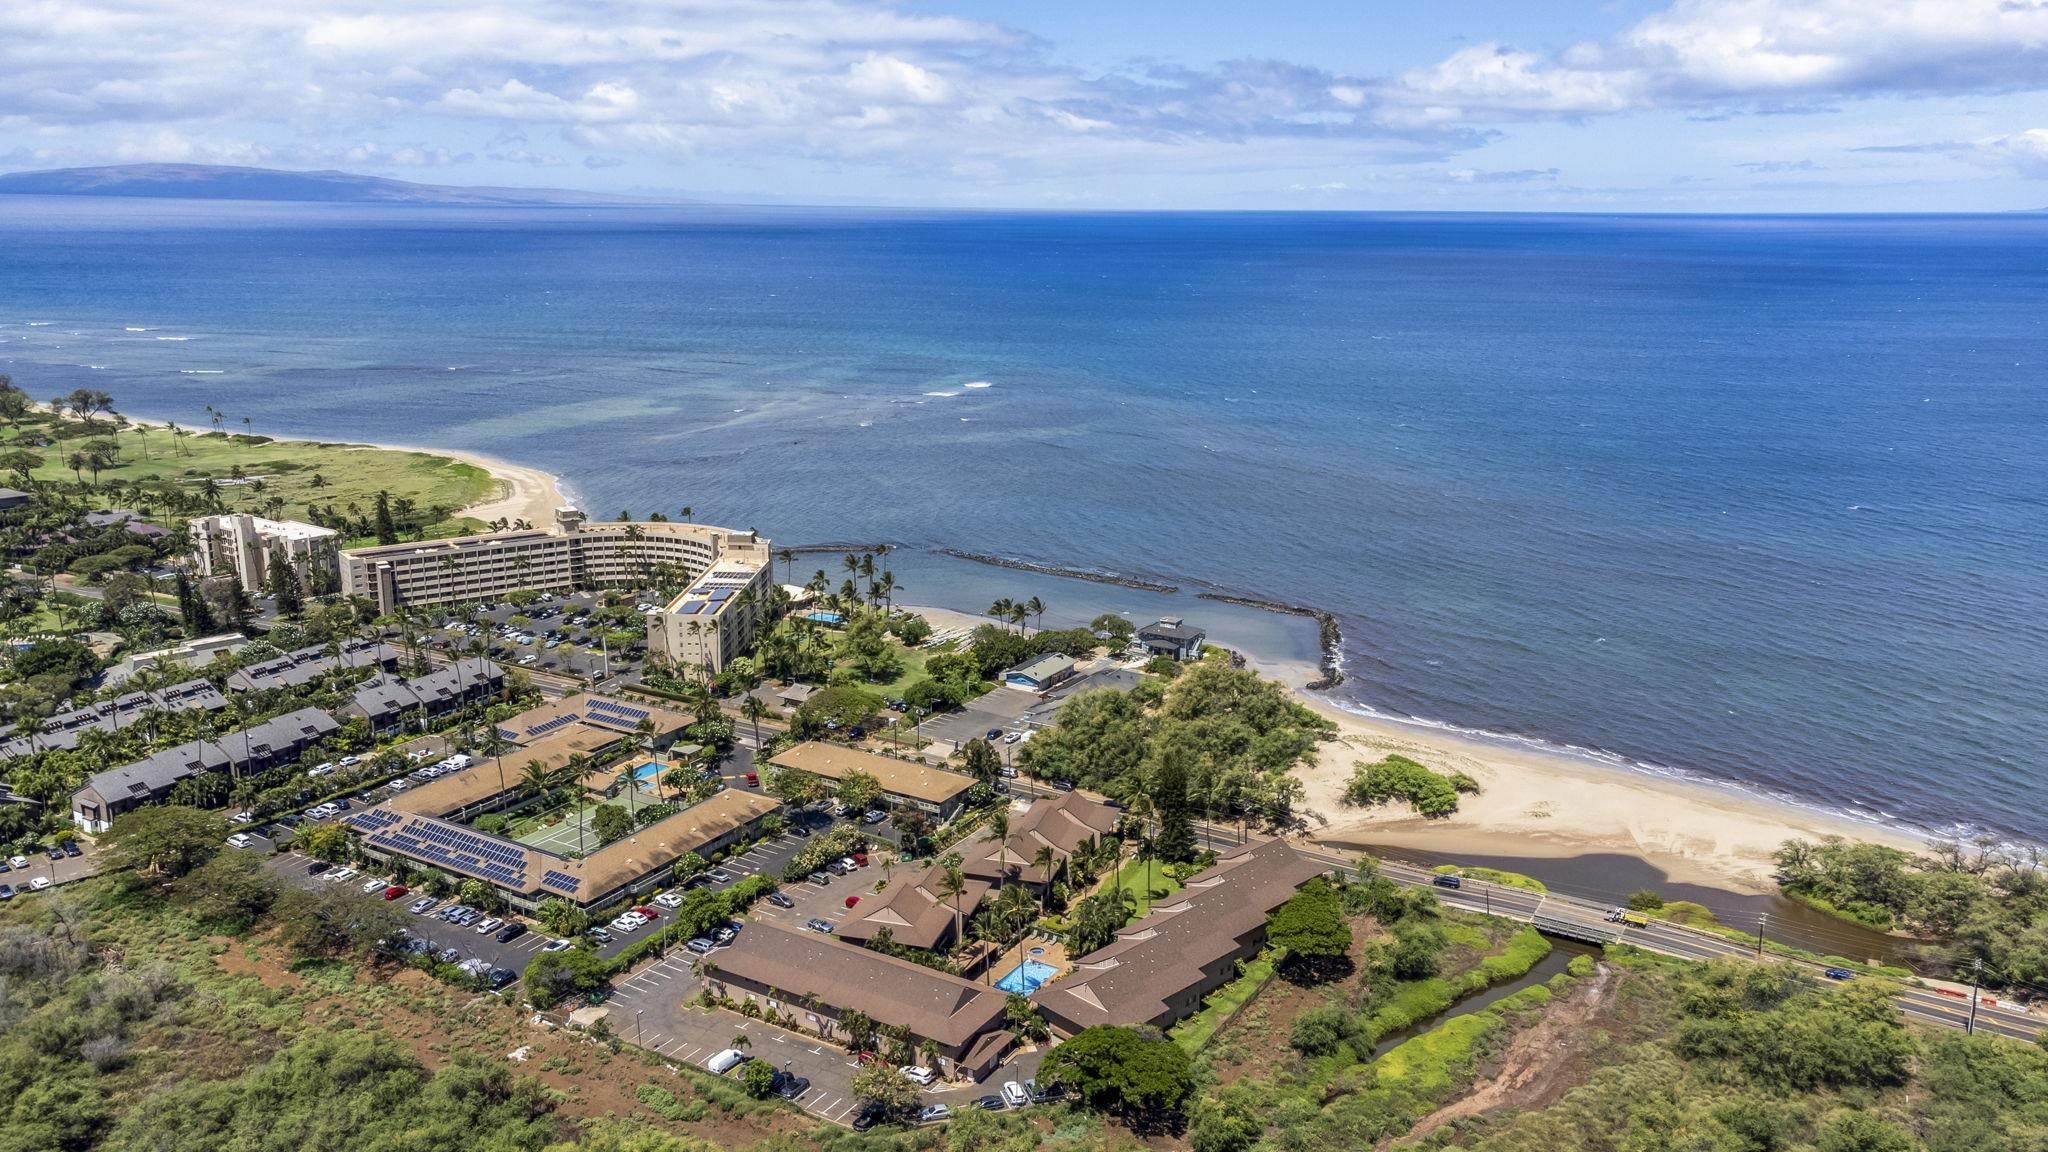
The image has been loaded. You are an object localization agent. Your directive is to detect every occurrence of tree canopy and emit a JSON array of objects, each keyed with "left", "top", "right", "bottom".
[
  {"left": 1041, "top": 1025, "right": 1196, "bottom": 1126},
  {"left": 99, "top": 805, "right": 227, "bottom": 879}
]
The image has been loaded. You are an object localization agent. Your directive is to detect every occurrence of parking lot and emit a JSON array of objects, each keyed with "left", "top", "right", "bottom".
[
  {"left": 914, "top": 689, "right": 1038, "bottom": 759},
  {"left": 408, "top": 590, "right": 646, "bottom": 684},
  {"left": 0, "top": 839, "right": 95, "bottom": 898}
]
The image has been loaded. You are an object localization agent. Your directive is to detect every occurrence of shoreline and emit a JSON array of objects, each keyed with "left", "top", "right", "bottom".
[
  {"left": 90, "top": 411, "right": 571, "bottom": 530},
  {"left": 1237, "top": 650, "right": 1933, "bottom": 894},
  {"left": 106, "top": 414, "right": 1938, "bottom": 890}
]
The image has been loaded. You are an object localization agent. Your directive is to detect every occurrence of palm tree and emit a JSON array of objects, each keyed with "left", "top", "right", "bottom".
[
  {"left": 520, "top": 758, "right": 553, "bottom": 798},
  {"left": 988, "top": 598, "right": 1014, "bottom": 630},
  {"left": 679, "top": 506, "right": 692, "bottom": 523},
  {"left": 1008, "top": 604, "right": 1029, "bottom": 633},
  {"left": 740, "top": 694, "right": 769, "bottom": 747},
  {"left": 937, "top": 854, "right": 968, "bottom": 949},
  {"left": 875, "top": 571, "right": 898, "bottom": 612},
  {"left": 730, "top": 1033, "right": 751, "bottom": 1052},
  {"left": 1032, "top": 845, "right": 1058, "bottom": 915},
  {"left": 778, "top": 548, "right": 795, "bottom": 584},
  {"left": 1024, "top": 596, "right": 1045, "bottom": 630}
]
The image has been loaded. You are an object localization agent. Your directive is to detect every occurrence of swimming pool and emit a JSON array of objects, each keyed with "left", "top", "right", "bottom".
[
  {"left": 804, "top": 611, "right": 846, "bottom": 625},
  {"left": 994, "top": 959, "right": 1059, "bottom": 994},
  {"left": 630, "top": 762, "right": 662, "bottom": 785}
]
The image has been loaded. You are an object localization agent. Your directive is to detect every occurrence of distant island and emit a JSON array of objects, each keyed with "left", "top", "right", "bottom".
[{"left": 0, "top": 163, "right": 682, "bottom": 206}]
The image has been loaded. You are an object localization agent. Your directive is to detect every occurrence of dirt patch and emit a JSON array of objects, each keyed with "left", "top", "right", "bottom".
[
  {"left": 1392, "top": 963, "right": 1616, "bottom": 1147},
  {"left": 212, "top": 938, "right": 301, "bottom": 989},
  {"left": 1210, "top": 918, "right": 1383, "bottom": 1085}
]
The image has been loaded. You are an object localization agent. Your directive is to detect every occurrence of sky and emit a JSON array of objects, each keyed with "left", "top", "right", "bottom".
[{"left": 5, "top": 0, "right": 2048, "bottom": 210}]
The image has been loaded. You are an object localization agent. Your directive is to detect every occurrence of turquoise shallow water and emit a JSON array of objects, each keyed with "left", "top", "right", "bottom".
[{"left": 2, "top": 198, "right": 2043, "bottom": 842}]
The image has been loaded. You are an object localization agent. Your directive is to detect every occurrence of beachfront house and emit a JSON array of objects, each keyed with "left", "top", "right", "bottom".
[{"left": 1136, "top": 617, "right": 1206, "bottom": 661}]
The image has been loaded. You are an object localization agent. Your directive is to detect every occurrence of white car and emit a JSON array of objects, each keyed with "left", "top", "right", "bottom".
[
  {"left": 308, "top": 763, "right": 336, "bottom": 777},
  {"left": 704, "top": 1048, "right": 748, "bottom": 1075},
  {"left": 362, "top": 877, "right": 389, "bottom": 894},
  {"left": 6, "top": 855, "right": 27, "bottom": 869},
  {"left": 609, "top": 916, "right": 641, "bottom": 933},
  {"left": 226, "top": 833, "right": 253, "bottom": 849},
  {"left": 903, "top": 1066, "right": 936, "bottom": 1086},
  {"left": 229, "top": 811, "right": 254, "bottom": 824},
  {"left": 1001, "top": 1081, "right": 1029, "bottom": 1108},
  {"left": 542, "top": 938, "right": 574, "bottom": 952},
  {"left": 474, "top": 917, "right": 504, "bottom": 934},
  {"left": 29, "top": 877, "right": 51, "bottom": 891},
  {"left": 330, "top": 868, "right": 358, "bottom": 883},
  {"left": 653, "top": 892, "right": 685, "bottom": 909}
]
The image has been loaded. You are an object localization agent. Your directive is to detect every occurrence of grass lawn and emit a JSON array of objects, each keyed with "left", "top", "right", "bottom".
[
  {"left": 1110, "top": 856, "right": 1182, "bottom": 917},
  {"left": 6, "top": 420, "right": 494, "bottom": 540}
]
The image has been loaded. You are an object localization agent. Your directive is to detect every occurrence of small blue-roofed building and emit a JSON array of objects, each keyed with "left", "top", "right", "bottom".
[{"left": 1003, "top": 653, "right": 1077, "bottom": 692}]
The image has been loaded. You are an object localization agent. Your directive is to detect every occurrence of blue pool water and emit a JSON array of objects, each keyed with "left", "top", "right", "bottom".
[
  {"left": 804, "top": 611, "right": 846, "bottom": 625},
  {"left": 630, "top": 763, "right": 662, "bottom": 785},
  {"left": 995, "top": 959, "right": 1059, "bottom": 994}
]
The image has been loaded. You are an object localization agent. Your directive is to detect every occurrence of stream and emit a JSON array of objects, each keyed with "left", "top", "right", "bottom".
[{"left": 1370, "top": 939, "right": 1599, "bottom": 1059}]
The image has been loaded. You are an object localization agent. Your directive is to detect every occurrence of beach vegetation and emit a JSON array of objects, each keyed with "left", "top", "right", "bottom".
[
  {"left": 1266, "top": 877, "right": 1352, "bottom": 978},
  {"left": 1434, "top": 864, "right": 1549, "bottom": 893},
  {"left": 1342, "top": 754, "right": 1467, "bottom": 817}
]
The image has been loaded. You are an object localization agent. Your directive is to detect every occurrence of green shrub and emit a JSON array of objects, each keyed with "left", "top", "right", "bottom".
[{"left": 1342, "top": 755, "right": 1464, "bottom": 817}]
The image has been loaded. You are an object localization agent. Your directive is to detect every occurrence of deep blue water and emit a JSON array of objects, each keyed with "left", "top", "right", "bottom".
[{"left": 3, "top": 198, "right": 2044, "bottom": 842}]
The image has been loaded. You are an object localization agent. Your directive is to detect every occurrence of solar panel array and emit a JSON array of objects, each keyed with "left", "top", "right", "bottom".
[
  {"left": 348, "top": 809, "right": 402, "bottom": 832},
  {"left": 542, "top": 869, "right": 583, "bottom": 895},
  {"left": 585, "top": 699, "right": 650, "bottom": 729},
  {"left": 522, "top": 713, "right": 580, "bottom": 739},
  {"left": 367, "top": 815, "right": 533, "bottom": 890}
]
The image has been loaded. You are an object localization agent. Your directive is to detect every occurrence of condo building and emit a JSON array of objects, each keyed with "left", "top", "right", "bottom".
[
  {"left": 644, "top": 556, "right": 776, "bottom": 675},
  {"left": 189, "top": 512, "right": 340, "bottom": 594},
  {"left": 339, "top": 507, "right": 772, "bottom": 616}
]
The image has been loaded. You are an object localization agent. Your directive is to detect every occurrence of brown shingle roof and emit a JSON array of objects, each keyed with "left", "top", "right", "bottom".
[
  {"left": 834, "top": 863, "right": 991, "bottom": 951},
  {"left": 963, "top": 791, "right": 1120, "bottom": 883},
  {"left": 1034, "top": 838, "right": 1325, "bottom": 1031},
  {"left": 714, "top": 923, "right": 1009, "bottom": 1049},
  {"left": 769, "top": 742, "right": 975, "bottom": 806}
]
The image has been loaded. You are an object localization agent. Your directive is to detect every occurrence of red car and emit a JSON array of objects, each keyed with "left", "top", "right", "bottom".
[
  {"left": 844, "top": 895, "right": 861, "bottom": 909},
  {"left": 633, "top": 906, "right": 660, "bottom": 919},
  {"left": 743, "top": 772, "right": 759, "bottom": 787},
  {"left": 852, "top": 851, "right": 868, "bottom": 867},
  {"left": 382, "top": 885, "right": 409, "bottom": 900}
]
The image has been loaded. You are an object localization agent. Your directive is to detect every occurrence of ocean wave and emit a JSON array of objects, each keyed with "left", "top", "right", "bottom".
[
  {"left": 26, "top": 321, "right": 52, "bottom": 326},
  {"left": 963, "top": 381, "right": 993, "bottom": 389},
  {"left": 179, "top": 369, "right": 225, "bottom": 375},
  {"left": 125, "top": 326, "right": 152, "bottom": 332},
  {"left": 82, "top": 364, "right": 107, "bottom": 370},
  {"left": 155, "top": 335, "right": 191, "bottom": 341},
  {"left": 923, "top": 390, "right": 960, "bottom": 398}
]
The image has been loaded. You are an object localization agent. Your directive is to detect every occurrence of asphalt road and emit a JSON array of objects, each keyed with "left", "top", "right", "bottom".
[{"left": 1256, "top": 831, "right": 2044, "bottom": 1043}]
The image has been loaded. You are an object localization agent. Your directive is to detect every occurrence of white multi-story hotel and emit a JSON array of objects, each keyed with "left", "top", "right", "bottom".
[
  {"left": 189, "top": 512, "right": 340, "bottom": 594},
  {"left": 645, "top": 555, "right": 777, "bottom": 675},
  {"left": 339, "top": 507, "right": 773, "bottom": 618}
]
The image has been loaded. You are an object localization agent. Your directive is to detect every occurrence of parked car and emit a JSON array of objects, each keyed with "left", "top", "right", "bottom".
[
  {"left": 495, "top": 923, "right": 526, "bottom": 943},
  {"left": 61, "top": 841, "right": 81, "bottom": 858},
  {"left": 487, "top": 967, "right": 518, "bottom": 990},
  {"left": 916, "top": 1104, "right": 951, "bottom": 1123},
  {"left": 974, "top": 1095, "right": 1004, "bottom": 1111},
  {"left": 0, "top": 884, "right": 14, "bottom": 901},
  {"left": 363, "top": 877, "right": 389, "bottom": 894},
  {"left": 903, "top": 1066, "right": 936, "bottom": 1086},
  {"left": 713, "top": 923, "right": 739, "bottom": 945},
  {"left": 653, "top": 891, "right": 685, "bottom": 909},
  {"left": 306, "top": 860, "right": 330, "bottom": 875},
  {"left": 808, "top": 871, "right": 831, "bottom": 886},
  {"left": 766, "top": 891, "right": 795, "bottom": 908},
  {"left": 776, "top": 1075, "right": 811, "bottom": 1100},
  {"left": 588, "top": 928, "right": 614, "bottom": 944},
  {"left": 1001, "top": 1081, "right": 1030, "bottom": 1108},
  {"left": 383, "top": 885, "right": 410, "bottom": 900},
  {"left": 1823, "top": 967, "right": 1855, "bottom": 981},
  {"left": 743, "top": 772, "right": 759, "bottom": 787},
  {"left": 705, "top": 1048, "right": 748, "bottom": 1074},
  {"left": 844, "top": 895, "right": 861, "bottom": 909},
  {"left": 409, "top": 897, "right": 438, "bottom": 914},
  {"left": 4, "top": 856, "right": 25, "bottom": 870},
  {"left": 435, "top": 947, "right": 462, "bottom": 964},
  {"left": 861, "top": 809, "right": 887, "bottom": 825},
  {"left": 985, "top": 728, "right": 1003, "bottom": 741},
  {"left": 542, "top": 938, "right": 574, "bottom": 952},
  {"left": 805, "top": 918, "right": 835, "bottom": 933},
  {"left": 474, "top": 917, "right": 504, "bottom": 934},
  {"left": 851, "top": 1104, "right": 886, "bottom": 1131},
  {"left": 29, "top": 877, "right": 52, "bottom": 891},
  {"left": 226, "top": 833, "right": 253, "bottom": 849},
  {"left": 686, "top": 937, "right": 716, "bottom": 954},
  {"left": 705, "top": 869, "right": 733, "bottom": 884}
]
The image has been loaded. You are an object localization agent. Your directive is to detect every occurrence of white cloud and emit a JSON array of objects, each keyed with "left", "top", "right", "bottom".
[{"left": 1381, "top": 0, "right": 2048, "bottom": 122}]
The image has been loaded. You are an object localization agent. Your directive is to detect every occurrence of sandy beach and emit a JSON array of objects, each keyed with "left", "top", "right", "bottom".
[
  {"left": 1238, "top": 653, "right": 1931, "bottom": 893},
  {"left": 367, "top": 441, "right": 568, "bottom": 528}
]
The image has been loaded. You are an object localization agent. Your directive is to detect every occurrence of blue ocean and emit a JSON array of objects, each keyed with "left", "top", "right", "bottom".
[{"left": 3, "top": 198, "right": 2043, "bottom": 842}]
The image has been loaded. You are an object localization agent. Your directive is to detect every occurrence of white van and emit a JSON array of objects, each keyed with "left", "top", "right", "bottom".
[
  {"left": 444, "top": 753, "right": 474, "bottom": 770},
  {"left": 705, "top": 1048, "right": 748, "bottom": 1074}
]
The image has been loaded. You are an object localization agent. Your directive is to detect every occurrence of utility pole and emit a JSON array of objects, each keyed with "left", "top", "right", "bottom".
[
  {"left": 1754, "top": 913, "right": 1766, "bottom": 960},
  {"left": 1968, "top": 958, "right": 1982, "bottom": 1035}
]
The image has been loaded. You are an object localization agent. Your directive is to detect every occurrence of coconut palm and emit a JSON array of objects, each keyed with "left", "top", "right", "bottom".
[
  {"left": 1032, "top": 845, "right": 1059, "bottom": 915},
  {"left": 740, "top": 694, "right": 769, "bottom": 748},
  {"left": 1024, "top": 596, "right": 1045, "bottom": 630},
  {"left": 937, "top": 854, "right": 968, "bottom": 948},
  {"left": 988, "top": 598, "right": 1014, "bottom": 630}
]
